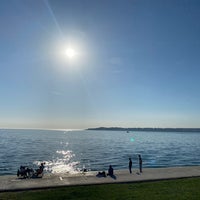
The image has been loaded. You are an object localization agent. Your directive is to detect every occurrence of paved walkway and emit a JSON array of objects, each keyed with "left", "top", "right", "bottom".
[{"left": 0, "top": 166, "right": 199, "bottom": 192}]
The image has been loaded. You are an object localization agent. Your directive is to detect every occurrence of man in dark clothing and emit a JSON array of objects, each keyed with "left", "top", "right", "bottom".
[
  {"left": 129, "top": 158, "right": 132, "bottom": 173},
  {"left": 138, "top": 154, "right": 142, "bottom": 173},
  {"left": 107, "top": 165, "right": 114, "bottom": 176}
]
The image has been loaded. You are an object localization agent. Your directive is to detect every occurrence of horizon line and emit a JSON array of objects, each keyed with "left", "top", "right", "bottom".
[{"left": 1, "top": 126, "right": 200, "bottom": 131}]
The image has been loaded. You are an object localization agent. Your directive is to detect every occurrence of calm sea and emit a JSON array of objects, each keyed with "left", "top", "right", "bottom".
[{"left": 0, "top": 129, "right": 200, "bottom": 175}]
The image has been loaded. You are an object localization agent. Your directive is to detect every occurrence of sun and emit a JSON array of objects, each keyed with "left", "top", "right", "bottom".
[{"left": 65, "top": 48, "right": 76, "bottom": 58}]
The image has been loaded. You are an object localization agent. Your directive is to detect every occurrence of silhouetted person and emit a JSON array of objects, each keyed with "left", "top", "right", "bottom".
[
  {"left": 129, "top": 158, "right": 132, "bottom": 173},
  {"left": 138, "top": 154, "right": 142, "bottom": 173},
  {"left": 97, "top": 171, "right": 106, "bottom": 177},
  {"left": 36, "top": 162, "right": 45, "bottom": 176},
  {"left": 39, "top": 163, "right": 45, "bottom": 171},
  {"left": 107, "top": 165, "right": 114, "bottom": 176},
  {"left": 18, "top": 166, "right": 27, "bottom": 178}
]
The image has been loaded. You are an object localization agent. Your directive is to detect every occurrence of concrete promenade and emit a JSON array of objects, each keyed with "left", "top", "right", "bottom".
[{"left": 0, "top": 166, "right": 199, "bottom": 192}]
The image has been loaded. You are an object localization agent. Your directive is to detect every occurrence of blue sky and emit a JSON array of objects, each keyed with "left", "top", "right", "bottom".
[{"left": 0, "top": 0, "right": 200, "bottom": 129}]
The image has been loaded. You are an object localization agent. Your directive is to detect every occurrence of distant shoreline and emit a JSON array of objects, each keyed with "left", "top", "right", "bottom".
[
  {"left": 1, "top": 127, "right": 200, "bottom": 133},
  {"left": 87, "top": 127, "right": 200, "bottom": 132}
]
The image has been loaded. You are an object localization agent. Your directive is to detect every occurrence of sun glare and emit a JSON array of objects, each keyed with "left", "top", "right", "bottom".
[{"left": 65, "top": 48, "right": 76, "bottom": 58}]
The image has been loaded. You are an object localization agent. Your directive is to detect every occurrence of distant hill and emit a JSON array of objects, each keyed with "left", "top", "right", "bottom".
[{"left": 87, "top": 127, "right": 200, "bottom": 132}]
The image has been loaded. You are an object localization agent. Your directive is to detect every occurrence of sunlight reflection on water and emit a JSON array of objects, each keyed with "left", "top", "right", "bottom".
[{"left": 33, "top": 150, "right": 79, "bottom": 174}]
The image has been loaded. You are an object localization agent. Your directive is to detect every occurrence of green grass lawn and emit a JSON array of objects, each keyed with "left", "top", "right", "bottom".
[{"left": 0, "top": 178, "right": 200, "bottom": 200}]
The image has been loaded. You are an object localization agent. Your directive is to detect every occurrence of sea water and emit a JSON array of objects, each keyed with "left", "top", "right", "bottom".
[{"left": 0, "top": 129, "right": 200, "bottom": 175}]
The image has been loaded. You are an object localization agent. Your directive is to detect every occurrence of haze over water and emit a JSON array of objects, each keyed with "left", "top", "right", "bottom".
[{"left": 0, "top": 129, "right": 199, "bottom": 175}]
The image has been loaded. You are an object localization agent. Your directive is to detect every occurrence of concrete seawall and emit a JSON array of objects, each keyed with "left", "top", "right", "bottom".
[{"left": 0, "top": 166, "right": 200, "bottom": 192}]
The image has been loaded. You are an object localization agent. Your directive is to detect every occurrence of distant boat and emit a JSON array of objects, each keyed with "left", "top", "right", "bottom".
[{"left": 126, "top": 130, "right": 129, "bottom": 133}]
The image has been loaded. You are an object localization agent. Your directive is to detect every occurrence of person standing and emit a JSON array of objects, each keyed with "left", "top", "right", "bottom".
[
  {"left": 129, "top": 158, "right": 132, "bottom": 173},
  {"left": 138, "top": 154, "right": 142, "bottom": 173}
]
